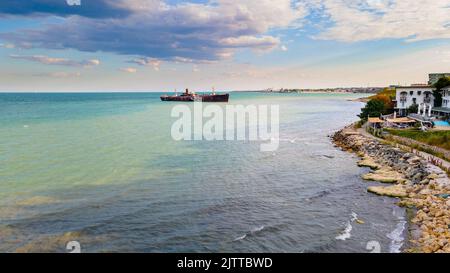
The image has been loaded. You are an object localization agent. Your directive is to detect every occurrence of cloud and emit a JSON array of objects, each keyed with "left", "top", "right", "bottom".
[
  {"left": 220, "top": 36, "right": 280, "bottom": 51},
  {"left": 281, "top": 45, "right": 288, "bottom": 51},
  {"left": 311, "top": 0, "right": 450, "bottom": 42},
  {"left": 119, "top": 67, "right": 137, "bottom": 73},
  {"left": 0, "top": 42, "right": 32, "bottom": 49},
  {"left": 128, "top": 57, "right": 161, "bottom": 71},
  {"left": 171, "top": 56, "right": 217, "bottom": 64},
  {"left": 33, "top": 71, "right": 81, "bottom": 78},
  {"left": 9, "top": 54, "right": 100, "bottom": 67},
  {"left": 2, "top": 0, "right": 448, "bottom": 65},
  {"left": 0, "top": 0, "right": 306, "bottom": 61}
]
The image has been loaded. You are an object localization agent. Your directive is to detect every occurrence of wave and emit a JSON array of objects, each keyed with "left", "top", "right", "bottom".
[
  {"left": 233, "top": 225, "right": 266, "bottom": 242},
  {"left": 335, "top": 212, "right": 358, "bottom": 241},
  {"left": 251, "top": 225, "right": 265, "bottom": 233},
  {"left": 233, "top": 234, "right": 247, "bottom": 241},
  {"left": 387, "top": 207, "right": 406, "bottom": 253}
]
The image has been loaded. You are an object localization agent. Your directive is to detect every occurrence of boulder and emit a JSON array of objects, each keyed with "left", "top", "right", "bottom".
[
  {"left": 357, "top": 156, "right": 381, "bottom": 170},
  {"left": 367, "top": 185, "right": 408, "bottom": 198},
  {"left": 362, "top": 168, "right": 406, "bottom": 183}
]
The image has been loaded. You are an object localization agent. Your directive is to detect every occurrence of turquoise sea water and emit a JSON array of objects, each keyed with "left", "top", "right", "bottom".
[{"left": 0, "top": 92, "right": 406, "bottom": 252}]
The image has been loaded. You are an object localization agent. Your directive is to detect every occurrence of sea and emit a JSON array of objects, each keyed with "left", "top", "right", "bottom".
[{"left": 0, "top": 92, "right": 407, "bottom": 253}]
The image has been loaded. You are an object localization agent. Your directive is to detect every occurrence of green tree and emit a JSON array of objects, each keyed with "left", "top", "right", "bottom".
[
  {"left": 373, "top": 94, "right": 394, "bottom": 114},
  {"left": 407, "top": 103, "right": 418, "bottom": 114},
  {"left": 433, "top": 76, "right": 450, "bottom": 107},
  {"left": 358, "top": 99, "right": 386, "bottom": 122}
]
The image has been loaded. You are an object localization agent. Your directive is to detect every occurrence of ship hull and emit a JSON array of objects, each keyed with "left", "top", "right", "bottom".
[
  {"left": 160, "top": 95, "right": 194, "bottom": 101},
  {"left": 200, "top": 94, "right": 229, "bottom": 102},
  {"left": 160, "top": 93, "right": 229, "bottom": 102}
]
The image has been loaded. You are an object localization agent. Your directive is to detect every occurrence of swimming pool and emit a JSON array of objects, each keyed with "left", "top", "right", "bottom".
[{"left": 434, "top": 120, "right": 450, "bottom": 126}]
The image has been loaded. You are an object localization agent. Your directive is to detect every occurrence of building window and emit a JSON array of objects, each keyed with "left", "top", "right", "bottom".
[
  {"left": 410, "top": 91, "right": 414, "bottom": 96},
  {"left": 418, "top": 91, "right": 422, "bottom": 96},
  {"left": 412, "top": 98, "right": 417, "bottom": 104},
  {"left": 400, "top": 92, "right": 407, "bottom": 103},
  {"left": 424, "top": 91, "right": 432, "bottom": 103}
]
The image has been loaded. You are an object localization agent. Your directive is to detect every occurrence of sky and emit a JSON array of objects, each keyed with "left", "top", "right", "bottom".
[{"left": 0, "top": 0, "right": 449, "bottom": 92}]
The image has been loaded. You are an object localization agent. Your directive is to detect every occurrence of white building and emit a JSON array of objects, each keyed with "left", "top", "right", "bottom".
[
  {"left": 442, "top": 85, "right": 450, "bottom": 108},
  {"left": 432, "top": 85, "right": 450, "bottom": 118},
  {"left": 395, "top": 85, "right": 434, "bottom": 117}
]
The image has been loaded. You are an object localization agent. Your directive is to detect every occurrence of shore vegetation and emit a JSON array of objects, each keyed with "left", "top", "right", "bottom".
[{"left": 386, "top": 129, "right": 450, "bottom": 150}]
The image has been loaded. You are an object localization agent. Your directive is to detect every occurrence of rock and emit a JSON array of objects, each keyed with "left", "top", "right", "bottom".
[
  {"left": 419, "top": 188, "right": 432, "bottom": 195},
  {"left": 367, "top": 185, "right": 408, "bottom": 198},
  {"left": 402, "top": 153, "right": 413, "bottom": 159},
  {"left": 398, "top": 199, "right": 416, "bottom": 208},
  {"left": 419, "top": 179, "right": 430, "bottom": 185},
  {"left": 362, "top": 168, "right": 406, "bottom": 183},
  {"left": 435, "top": 227, "right": 445, "bottom": 234},
  {"left": 428, "top": 173, "right": 440, "bottom": 180},
  {"left": 407, "top": 156, "right": 421, "bottom": 164},
  {"left": 357, "top": 156, "right": 380, "bottom": 169},
  {"left": 332, "top": 126, "right": 450, "bottom": 253},
  {"left": 412, "top": 172, "right": 424, "bottom": 183},
  {"left": 435, "top": 210, "right": 445, "bottom": 218}
]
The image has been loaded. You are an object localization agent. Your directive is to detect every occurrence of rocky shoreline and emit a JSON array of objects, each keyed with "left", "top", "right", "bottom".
[{"left": 332, "top": 124, "right": 450, "bottom": 253}]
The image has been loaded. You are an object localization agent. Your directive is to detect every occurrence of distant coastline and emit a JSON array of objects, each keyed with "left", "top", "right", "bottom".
[{"left": 244, "top": 87, "right": 382, "bottom": 94}]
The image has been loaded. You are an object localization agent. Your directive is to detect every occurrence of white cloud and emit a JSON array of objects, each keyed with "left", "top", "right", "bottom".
[
  {"left": 129, "top": 58, "right": 161, "bottom": 71},
  {"left": 281, "top": 45, "right": 288, "bottom": 51},
  {"left": 34, "top": 71, "right": 82, "bottom": 78},
  {"left": 86, "top": 59, "right": 100, "bottom": 66},
  {"left": 3, "top": 1, "right": 307, "bottom": 61},
  {"left": 9, "top": 54, "right": 100, "bottom": 67},
  {"left": 119, "top": 67, "right": 138, "bottom": 73},
  {"left": 220, "top": 36, "right": 280, "bottom": 50},
  {"left": 312, "top": 0, "right": 450, "bottom": 42}
]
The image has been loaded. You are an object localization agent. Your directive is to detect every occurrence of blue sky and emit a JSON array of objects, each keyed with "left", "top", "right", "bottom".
[{"left": 0, "top": 0, "right": 449, "bottom": 91}]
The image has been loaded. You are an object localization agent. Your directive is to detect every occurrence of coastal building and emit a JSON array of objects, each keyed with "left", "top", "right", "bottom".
[
  {"left": 429, "top": 73, "right": 450, "bottom": 85},
  {"left": 395, "top": 85, "right": 434, "bottom": 117},
  {"left": 431, "top": 85, "right": 450, "bottom": 119}
]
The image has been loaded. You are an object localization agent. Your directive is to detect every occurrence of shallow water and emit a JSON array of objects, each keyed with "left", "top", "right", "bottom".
[{"left": 0, "top": 92, "right": 406, "bottom": 252}]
